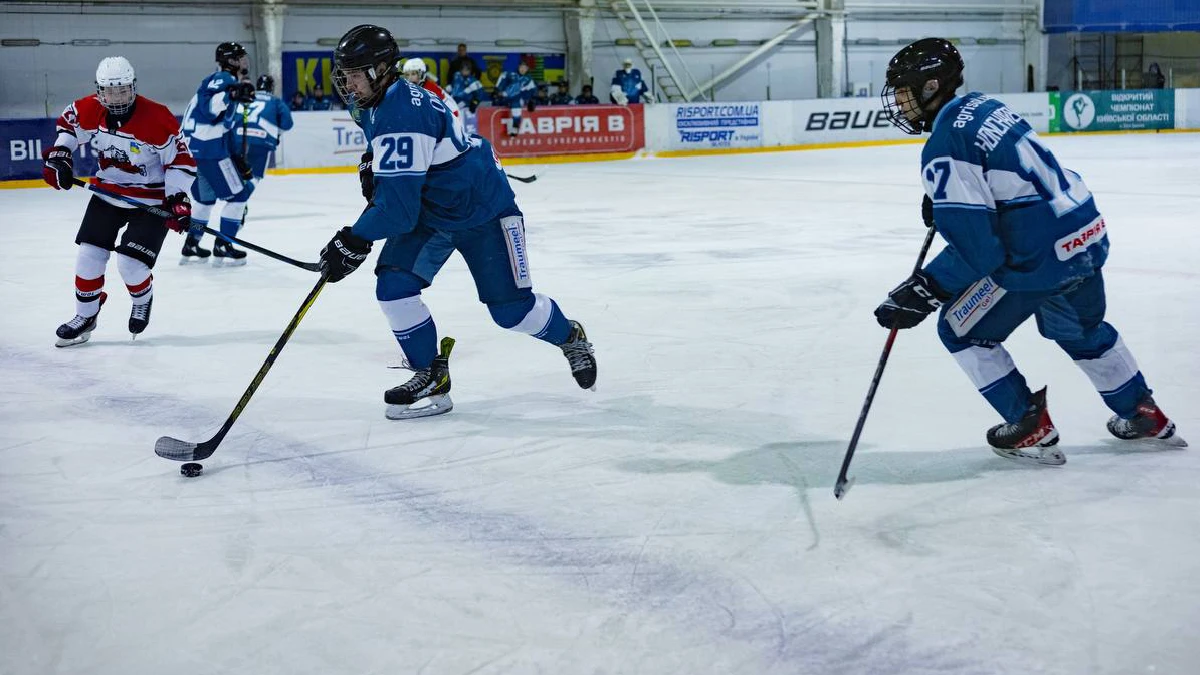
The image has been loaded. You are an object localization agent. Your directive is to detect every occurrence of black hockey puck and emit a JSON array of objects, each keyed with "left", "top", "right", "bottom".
[{"left": 180, "top": 462, "right": 203, "bottom": 477}]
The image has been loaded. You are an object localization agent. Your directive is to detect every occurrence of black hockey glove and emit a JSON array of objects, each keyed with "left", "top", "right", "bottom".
[
  {"left": 468, "top": 99, "right": 480, "bottom": 114},
  {"left": 229, "top": 81, "right": 257, "bottom": 104},
  {"left": 319, "top": 226, "right": 373, "bottom": 283},
  {"left": 921, "top": 194, "right": 935, "bottom": 229},
  {"left": 874, "top": 270, "right": 949, "bottom": 330},
  {"left": 42, "top": 145, "right": 74, "bottom": 190},
  {"left": 358, "top": 151, "right": 374, "bottom": 203}
]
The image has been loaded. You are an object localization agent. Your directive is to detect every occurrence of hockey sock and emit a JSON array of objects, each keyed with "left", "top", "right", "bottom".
[
  {"left": 219, "top": 216, "right": 242, "bottom": 239},
  {"left": 379, "top": 296, "right": 438, "bottom": 370},
  {"left": 1069, "top": 337, "right": 1148, "bottom": 419},
  {"left": 74, "top": 243, "right": 110, "bottom": 318},
  {"left": 950, "top": 344, "right": 1031, "bottom": 423},
  {"left": 190, "top": 200, "right": 214, "bottom": 239},
  {"left": 117, "top": 253, "right": 153, "bottom": 307},
  {"left": 492, "top": 294, "right": 571, "bottom": 345}
]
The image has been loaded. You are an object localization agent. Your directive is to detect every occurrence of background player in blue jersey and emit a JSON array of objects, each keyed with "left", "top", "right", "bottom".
[
  {"left": 235, "top": 75, "right": 294, "bottom": 180},
  {"left": 180, "top": 42, "right": 257, "bottom": 264},
  {"left": 610, "top": 57, "right": 651, "bottom": 105},
  {"left": 317, "top": 24, "right": 597, "bottom": 420},
  {"left": 874, "top": 38, "right": 1185, "bottom": 465},
  {"left": 493, "top": 60, "right": 536, "bottom": 135}
]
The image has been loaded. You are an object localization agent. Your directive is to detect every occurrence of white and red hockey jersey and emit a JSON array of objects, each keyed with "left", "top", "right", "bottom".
[
  {"left": 421, "top": 78, "right": 461, "bottom": 118},
  {"left": 54, "top": 95, "right": 196, "bottom": 207}
]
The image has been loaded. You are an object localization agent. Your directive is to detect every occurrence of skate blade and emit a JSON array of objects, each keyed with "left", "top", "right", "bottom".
[
  {"left": 212, "top": 258, "right": 248, "bottom": 267},
  {"left": 991, "top": 445, "right": 1066, "bottom": 466},
  {"left": 54, "top": 332, "right": 93, "bottom": 348},
  {"left": 386, "top": 394, "right": 453, "bottom": 420},
  {"left": 179, "top": 257, "right": 210, "bottom": 265}
]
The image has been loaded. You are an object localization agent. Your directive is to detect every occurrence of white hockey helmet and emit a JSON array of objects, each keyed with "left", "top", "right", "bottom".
[
  {"left": 401, "top": 57, "right": 427, "bottom": 83},
  {"left": 95, "top": 56, "right": 137, "bottom": 115}
]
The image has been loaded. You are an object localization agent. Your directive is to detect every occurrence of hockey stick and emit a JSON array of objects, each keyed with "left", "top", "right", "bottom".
[
  {"left": 72, "top": 178, "right": 322, "bottom": 272},
  {"left": 506, "top": 172, "right": 538, "bottom": 184},
  {"left": 834, "top": 224, "right": 939, "bottom": 500},
  {"left": 155, "top": 274, "right": 328, "bottom": 462}
]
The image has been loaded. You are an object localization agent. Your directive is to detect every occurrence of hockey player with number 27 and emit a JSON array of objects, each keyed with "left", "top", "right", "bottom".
[
  {"left": 44, "top": 56, "right": 196, "bottom": 347},
  {"left": 318, "top": 24, "right": 597, "bottom": 420},
  {"left": 874, "top": 38, "right": 1185, "bottom": 465}
]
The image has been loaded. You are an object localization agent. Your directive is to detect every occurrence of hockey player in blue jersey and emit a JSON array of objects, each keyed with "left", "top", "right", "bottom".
[
  {"left": 317, "top": 24, "right": 597, "bottom": 420},
  {"left": 235, "top": 75, "right": 294, "bottom": 179},
  {"left": 874, "top": 38, "right": 1185, "bottom": 465},
  {"left": 493, "top": 61, "right": 537, "bottom": 135},
  {"left": 180, "top": 42, "right": 258, "bottom": 264}
]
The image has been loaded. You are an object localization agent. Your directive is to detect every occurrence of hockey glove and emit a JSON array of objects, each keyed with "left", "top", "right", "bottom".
[
  {"left": 230, "top": 81, "right": 257, "bottom": 104},
  {"left": 874, "top": 270, "right": 949, "bottom": 329},
  {"left": 468, "top": 99, "right": 480, "bottom": 114},
  {"left": 162, "top": 192, "right": 192, "bottom": 233},
  {"left": 921, "top": 194, "right": 935, "bottom": 229},
  {"left": 358, "top": 151, "right": 374, "bottom": 203},
  {"left": 42, "top": 146, "right": 74, "bottom": 190},
  {"left": 231, "top": 154, "right": 254, "bottom": 182},
  {"left": 319, "top": 226, "right": 373, "bottom": 283}
]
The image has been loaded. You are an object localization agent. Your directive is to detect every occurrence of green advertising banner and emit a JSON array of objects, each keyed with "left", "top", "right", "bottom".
[{"left": 1050, "top": 89, "right": 1175, "bottom": 132}]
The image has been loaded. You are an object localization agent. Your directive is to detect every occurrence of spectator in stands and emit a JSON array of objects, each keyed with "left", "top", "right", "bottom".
[
  {"left": 290, "top": 91, "right": 306, "bottom": 111},
  {"left": 1146, "top": 62, "right": 1166, "bottom": 89},
  {"left": 304, "top": 85, "right": 337, "bottom": 111},
  {"left": 611, "top": 57, "right": 651, "bottom": 105},
  {"left": 549, "top": 79, "right": 574, "bottom": 105},
  {"left": 450, "top": 62, "right": 484, "bottom": 113},
  {"left": 449, "top": 43, "right": 481, "bottom": 79},
  {"left": 533, "top": 83, "right": 551, "bottom": 110},
  {"left": 575, "top": 84, "right": 600, "bottom": 105}
]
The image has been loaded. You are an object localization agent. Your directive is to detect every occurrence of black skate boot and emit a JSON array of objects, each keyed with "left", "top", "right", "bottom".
[
  {"left": 129, "top": 297, "right": 152, "bottom": 339},
  {"left": 212, "top": 238, "right": 248, "bottom": 266},
  {"left": 55, "top": 292, "right": 107, "bottom": 348},
  {"left": 180, "top": 233, "right": 210, "bottom": 264},
  {"left": 384, "top": 337, "right": 454, "bottom": 420},
  {"left": 987, "top": 387, "right": 1065, "bottom": 466},
  {"left": 560, "top": 320, "right": 597, "bottom": 390},
  {"left": 1107, "top": 395, "right": 1187, "bottom": 447}
]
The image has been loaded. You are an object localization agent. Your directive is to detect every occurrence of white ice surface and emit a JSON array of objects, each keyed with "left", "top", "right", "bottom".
[{"left": 2, "top": 135, "right": 1198, "bottom": 675}]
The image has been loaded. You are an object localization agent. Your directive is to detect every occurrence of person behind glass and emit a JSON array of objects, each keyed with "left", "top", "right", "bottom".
[
  {"left": 1146, "top": 63, "right": 1166, "bottom": 89},
  {"left": 549, "top": 79, "right": 573, "bottom": 105},
  {"left": 532, "top": 83, "right": 551, "bottom": 110},
  {"left": 450, "top": 62, "right": 483, "bottom": 113},
  {"left": 575, "top": 84, "right": 600, "bottom": 105},
  {"left": 494, "top": 60, "right": 536, "bottom": 135},
  {"left": 448, "top": 43, "right": 480, "bottom": 79},
  {"left": 289, "top": 90, "right": 306, "bottom": 111},
  {"left": 304, "top": 84, "right": 336, "bottom": 111},
  {"left": 610, "top": 57, "right": 650, "bottom": 105}
]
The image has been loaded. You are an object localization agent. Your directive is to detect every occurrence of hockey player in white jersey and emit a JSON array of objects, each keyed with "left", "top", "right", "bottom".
[
  {"left": 873, "top": 38, "right": 1185, "bottom": 464},
  {"left": 44, "top": 57, "right": 195, "bottom": 346}
]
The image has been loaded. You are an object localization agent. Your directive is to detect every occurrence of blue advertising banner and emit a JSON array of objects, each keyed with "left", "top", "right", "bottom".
[
  {"left": 669, "top": 103, "right": 763, "bottom": 150},
  {"left": 281, "top": 50, "right": 566, "bottom": 100},
  {"left": 1, "top": 118, "right": 99, "bottom": 181}
]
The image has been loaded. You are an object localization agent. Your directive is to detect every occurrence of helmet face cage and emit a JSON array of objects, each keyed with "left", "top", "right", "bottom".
[
  {"left": 332, "top": 62, "right": 391, "bottom": 108},
  {"left": 881, "top": 38, "right": 964, "bottom": 135},
  {"left": 97, "top": 81, "right": 137, "bottom": 116},
  {"left": 881, "top": 78, "right": 925, "bottom": 135},
  {"left": 332, "top": 24, "right": 399, "bottom": 108}
]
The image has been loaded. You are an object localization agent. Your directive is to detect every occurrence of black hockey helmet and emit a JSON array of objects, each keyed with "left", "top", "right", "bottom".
[
  {"left": 256, "top": 74, "right": 275, "bottom": 93},
  {"left": 216, "top": 41, "right": 249, "bottom": 76},
  {"left": 881, "top": 38, "right": 964, "bottom": 135},
  {"left": 332, "top": 24, "right": 399, "bottom": 108}
]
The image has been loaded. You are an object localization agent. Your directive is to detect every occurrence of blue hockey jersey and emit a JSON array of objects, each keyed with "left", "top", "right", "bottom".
[
  {"left": 922, "top": 93, "right": 1107, "bottom": 294},
  {"left": 450, "top": 72, "right": 484, "bottom": 109},
  {"left": 349, "top": 80, "right": 518, "bottom": 241},
  {"left": 234, "top": 92, "right": 294, "bottom": 151},
  {"left": 181, "top": 71, "right": 242, "bottom": 160},
  {"left": 494, "top": 71, "right": 536, "bottom": 106},
  {"left": 612, "top": 68, "right": 650, "bottom": 104}
]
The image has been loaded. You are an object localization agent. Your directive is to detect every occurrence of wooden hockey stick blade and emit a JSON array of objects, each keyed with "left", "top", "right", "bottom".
[{"left": 506, "top": 173, "right": 537, "bottom": 183}]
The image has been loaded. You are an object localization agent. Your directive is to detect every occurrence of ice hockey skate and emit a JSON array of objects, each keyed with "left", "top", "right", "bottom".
[
  {"left": 560, "top": 320, "right": 597, "bottom": 390},
  {"left": 384, "top": 337, "right": 454, "bottom": 420},
  {"left": 180, "top": 233, "right": 210, "bottom": 264},
  {"left": 1107, "top": 395, "right": 1187, "bottom": 448},
  {"left": 212, "top": 238, "right": 248, "bottom": 266},
  {"left": 55, "top": 292, "right": 107, "bottom": 348},
  {"left": 987, "top": 387, "right": 1065, "bottom": 466},
  {"left": 129, "top": 296, "right": 152, "bottom": 339}
]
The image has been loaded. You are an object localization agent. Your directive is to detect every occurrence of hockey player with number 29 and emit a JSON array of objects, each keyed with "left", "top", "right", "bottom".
[
  {"left": 317, "top": 24, "right": 597, "bottom": 420},
  {"left": 874, "top": 38, "right": 1185, "bottom": 465},
  {"left": 44, "top": 56, "right": 196, "bottom": 347}
]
